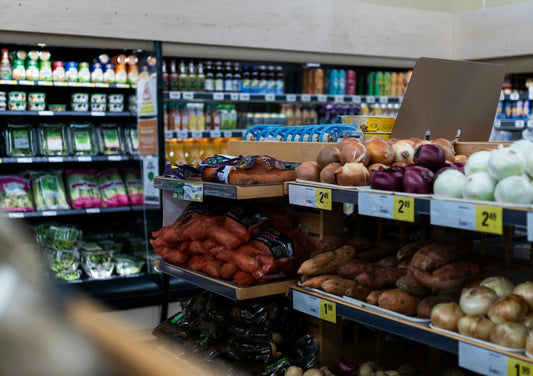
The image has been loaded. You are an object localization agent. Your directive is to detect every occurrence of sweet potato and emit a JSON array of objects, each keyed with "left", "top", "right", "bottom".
[
  {"left": 344, "top": 234, "right": 373, "bottom": 251},
  {"left": 409, "top": 240, "right": 472, "bottom": 271},
  {"left": 205, "top": 260, "right": 225, "bottom": 278},
  {"left": 378, "top": 288, "right": 420, "bottom": 316},
  {"left": 321, "top": 277, "right": 367, "bottom": 297},
  {"left": 397, "top": 259, "right": 410, "bottom": 269},
  {"left": 366, "top": 290, "right": 388, "bottom": 305},
  {"left": 396, "top": 272, "right": 431, "bottom": 297},
  {"left": 297, "top": 245, "right": 356, "bottom": 276},
  {"left": 338, "top": 259, "right": 375, "bottom": 279},
  {"left": 396, "top": 239, "right": 433, "bottom": 262},
  {"left": 357, "top": 241, "right": 397, "bottom": 262},
  {"left": 409, "top": 261, "right": 480, "bottom": 294},
  {"left": 309, "top": 235, "right": 345, "bottom": 258},
  {"left": 301, "top": 275, "right": 338, "bottom": 289},
  {"left": 416, "top": 295, "right": 454, "bottom": 319},
  {"left": 355, "top": 267, "right": 407, "bottom": 290},
  {"left": 345, "top": 284, "right": 371, "bottom": 301},
  {"left": 377, "top": 256, "right": 400, "bottom": 268},
  {"left": 220, "top": 262, "right": 238, "bottom": 281}
]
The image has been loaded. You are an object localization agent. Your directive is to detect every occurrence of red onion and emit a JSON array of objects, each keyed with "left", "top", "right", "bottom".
[
  {"left": 453, "top": 162, "right": 465, "bottom": 174},
  {"left": 370, "top": 166, "right": 405, "bottom": 191},
  {"left": 403, "top": 165, "right": 434, "bottom": 194},
  {"left": 329, "top": 357, "right": 358, "bottom": 376},
  {"left": 414, "top": 144, "right": 446, "bottom": 171}
]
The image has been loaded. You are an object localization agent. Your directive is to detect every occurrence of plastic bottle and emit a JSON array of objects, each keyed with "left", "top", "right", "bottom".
[
  {"left": 196, "top": 62, "right": 205, "bottom": 92},
  {"left": 188, "top": 103, "right": 197, "bottom": 130},
  {"left": 285, "top": 105, "right": 295, "bottom": 126},
  {"left": 187, "top": 62, "right": 197, "bottom": 91},
  {"left": 338, "top": 70, "right": 346, "bottom": 95},
  {"left": 167, "top": 103, "right": 176, "bottom": 130},
  {"left": 258, "top": 65, "right": 268, "bottom": 94},
  {"left": 168, "top": 60, "right": 178, "bottom": 90},
  {"left": 229, "top": 105, "right": 237, "bottom": 129},
  {"left": 267, "top": 66, "right": 276, "bottom": 94},
  {"left": 214, "top": 61, "right": 224, "bottom": 92},
  {"left": 224, "top": 62, "right": 233, "bottom": 92},
  {"left": 220, "top": 105, "right": 230, "bottom": 129},
  {"left": 178, "top": 61, "right": 188, "bottom": 91},
  {"left": 162, "top": 60, "right": 169, "bottom": 91},
  {"left": 275, "top": 66, "right": 284, "bottom": 94},
  {"left": 241, "top": 65, "right": 250, "bottom": 93},
  {"left": 212, "top": 105, "right": 221, "bottom": 130},
  {"left": 204, "top": 61, "right": 214, "bottom": 92},
  {"left": 232, "top": 62, "right": 241, "bottom": 92},
  {"left": 294, "top": 105, "right": 303, "bottom": 125},
  {"left": 197, "top": 103, "right": 205, "bottom": 130},
  {"left": 181, "top": 104, "right": 189, "bottom": 130},
  {"left": 250, "top": 66, "right": 259, "bottom": 93},
  {"left": 0, "top": 49, "right": 11, "bottom": 80},
  {"left": 205, "top": 105, "right": 213, "bottom": 130}
]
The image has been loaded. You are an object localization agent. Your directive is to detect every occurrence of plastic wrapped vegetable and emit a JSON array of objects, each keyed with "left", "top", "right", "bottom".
[
  {"left": 38, "top": 123, "right": 69, "bottom": 156},
  {"left": 30, "top": 171, "right": 70, "bottom": 210},
  {"left": 122, "top": 168, "right": 143, "bottom": 205},
  {"left": 97, "top": 168, "right": 128, "bottom": 207},
  {"left": 80, "top": 242, "right": 115, "bottom": 279},
  {"left": 97, "top": 124, "right": 124, "bottom": 155},
  {"left": 68, "top": 123, "right": 97, "bottom": 156},
  {"left": 5, "top": 123, "right": 36, "bottom": 157},
  {"left": 0, "top": 175, "right": 35, "bottom": 212},
  {"left": 123, "top": 126, "right": 139, "bottom": 154},
  {"left": 46, "top": 249, "right": 80, "bottom": 272},
  {"left": 35, "top": 224, "right": 82, "bottom": 250},
  {"left": 65, "top": 169, "right": 102, "bottom": 209}
]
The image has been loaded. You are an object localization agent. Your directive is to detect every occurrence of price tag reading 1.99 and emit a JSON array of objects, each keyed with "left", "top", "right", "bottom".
[
  {"left": 475, "top": 205, "right": 502, "bottom": 235},
  {"left": 508, "top": 357, "right": 533, "bottom": 376},
  {"left": 315, "top": 188, "right": 332, "bottom": 210},
  {"left": 393, "top": 196, "right": 414, "bottom": 222},
  {"left": 319, "top": 299, "right": 336, "bottom": 323}
]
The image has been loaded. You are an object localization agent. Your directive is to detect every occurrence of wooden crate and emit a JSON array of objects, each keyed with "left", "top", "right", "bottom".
[
  {"left": 455, "top": 141, "right": 511, "bottom": 156},
  {"left": 228, "top": 140, "right": 332, "bottom": 163}
]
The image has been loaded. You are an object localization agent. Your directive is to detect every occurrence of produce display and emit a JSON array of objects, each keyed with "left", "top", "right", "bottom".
[
  {"left": 30, "top": 171, "right": 69, "bottom": 210},
  {"left": 151, "top": 202, "right": 312, "bottom": 286},
  {"left": 165, "top": 154, "right": 296, "bottom": 185},
  {"left": 38, "top": 123, "right": 68, "bottom": 156},
  {"left": 65, "top": 169, "right": 102, "bottom": 209},
  {"left": 122, "top": 168, "right": 143, "bottom": 205},
  {"left": 68, "top": 123, "right": 98, "bottom": 156},
  {"left": 97, "top": 168, "right": 129, "bottom": 207},
  {"left": 0, "top": 175, "right": 34, "bottom": 212},
  {"left": 430, "top": 276, "right": 533, "bottom": 354},
  {"left": 5, "top": 123, "right": 35, "bottom": 156}
]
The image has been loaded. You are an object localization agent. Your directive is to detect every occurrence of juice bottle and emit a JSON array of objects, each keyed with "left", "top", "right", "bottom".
[
  {"left": 258, "top": 65, "right": 268, "bottom": 94},
  {"left": 224, "top": 62, "right": 233, "bottom": 92},
  {"left": 0, "top": 49, "right": 11, "bottom": 80},
  {"left": 294, "top": 105, "right": 303, "bottom": 126},
  {"left": 214, "top": 61, "right": 224, "bottom": 92},
  {"left": 205, "top": 104, "right": 212, "bottom": 130},
  {"left": 229, "top": 105, "right": 237, "bottom": 129},
  {"left": 267, "top": 66, "right": 276, "bottom": 94},
  {"left": 169, "top": 60, "right": 178, "bottom": 91},
  {"left": 187, "top": 62, "right": 197, "bottom": 91},
  {"left": 196, "top": 62, "right": 205, "bottom": 91},
  {"left": 197, "top": 103, "right": 205, "bottom": 130},
  {"left": 189, "top": 140, "right": 203, "bottom": 165},
  {"left": 167, "top": 103, "right": 176, "bottom": 130},
  {"left": 181, "top": 104, "right": 189, "bottom": 130},
  {"left": 315, "top": 69, "right": 324, "bottom": 94},
  {"left": 346, "top": 70, "right": 356, "bottom": 95},
  {"left": 338, "top": 70, "right": 346, "bottom": 95},
  {"left": 178, "top": 61, "right": 188, "bottom": 91},
  {"left": 188, "top": 103, "right": 197, "bottom": 130},
  {"left": 165, "top": 139, "right": 176, "bottom": 164},
  {"left": 174, "top": 141, "right": 187, "bottom": 165},
  {"left": 250, "top": 66, "right": 259, "bottom": 93},
  {"left": 285, "top": 105, "right": 295, "bottom": 126},
  {"left": 204, "top": 61, "right": 214, "bottom": 92},
  {"left": 241, "top": 65, "right": 250, "bottom": 93},
  {"left": 275, "top": 66, "right": 284, "bottom": 94},
  {"left": 232, "top": 62, "right": 241, "bottom": 92},
  {"left": 302, "top": 69, "right": 309, "bottom": 94},
  {"left": 162, "top": 60, "right": 169, "bottom": 91},
  {"left": 212, "top": 105, "right": 221, "bottom": 130}
]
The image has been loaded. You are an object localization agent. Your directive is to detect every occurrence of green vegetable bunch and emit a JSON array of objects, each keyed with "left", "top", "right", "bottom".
[
  {"left": 36, "top": 224, "right": 81, "bottom": 250},
  {"left": 31, "top": 172, "right": 70, "bottom": 211}
]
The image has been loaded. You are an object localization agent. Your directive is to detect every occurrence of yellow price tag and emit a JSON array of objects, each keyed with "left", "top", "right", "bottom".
[
  {"left": 393, "top": 196, "right": 414, "bottom": 222},
  {"left": 508, "top": 357, "right": 532, "bottom": 376},
  {"left": 475, "top": 205, "right": 502, "bottom": 235},
  {"left": 315, "top": 188, "right": 332, "bottom": 210},
  {"left": 319, "top": 299, "right": 336, "bottom": 323}
]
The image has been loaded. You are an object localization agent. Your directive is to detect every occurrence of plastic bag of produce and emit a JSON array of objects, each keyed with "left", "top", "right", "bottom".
[
  {"left": 35, "top": 224, "right": 82, "bottom": 251},
  {"left": 38, "top": 123, "right": 69, "bottom": 156},
  {"left": 65, "top": 169, "right": 102, "bottom": 209},
  {"left": 68, "top": 123, "right": 98, "bottom": 156},
  {"left": 122, "top": 168, "right": 143, "bottom": 205},
  {"left": 223, "top": 205, "right": 269, "bottom": 244},
  {"left": 97, "top": 168, "right": 128, "bottom": 207},
  {"left": 30, "top": 171, "right": 70, "bottom": 211},
  {"left": 0, "top": 175, "right": 35, "bottom": 212},
  {"left": 5, "top": 123, "right": 36, "bottom": 157},
  {"left": 97, "top": 124, "right": 124, "bottom": 155}
]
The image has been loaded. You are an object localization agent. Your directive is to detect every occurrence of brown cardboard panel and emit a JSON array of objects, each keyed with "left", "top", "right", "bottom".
[
  {"left": 229, "top": 140, "right": 332, "bottom": 162},
  {"left": 392, "top": 57, "right": 505, "bottom": 142}
]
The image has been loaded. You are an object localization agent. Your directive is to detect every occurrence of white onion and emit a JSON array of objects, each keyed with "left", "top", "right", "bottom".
[
  {"left": 488, "top": 294, "right": 528, "bottom": 324},
  {"left": 457, "top": 315, "right": 495, "bottom": 341},
  {"left": 464, "top": 151, "right": 491, "bottom": 176},
  {"left": 434, "top": 169, "right": 466, "bottom": 198},
  {"left": 522, "top": 311, "right": 533, "bottom": 328},
  {"left": 480, "top": 276, "right": 514, "bottom": 298},
  {"left": 392, "top": 141, "right": 415, "bottom": 164},
  {"left": 488, "top": 147, "right": 526, "bottom": 181},
  {"left": 460, "top": 286, "right": 498, "bottom": 316},
  {"left": 513, "top": 281, "right": 533, "bottom": 311},
  {"left": 494, "top": 175, "right": 533, "bottom": 205},
  {"left": 526, "top": 151, "right": 533, "bottom": 180},
  {"left": 490, "top": 322, "right": 529, "bottom": 349},
  {"left": 462, "top": 172, "right": 496, "bottom": 201},
  {"left": 509, "top": 139, "right": 533, "bottom": 159},
  {"left": 431, "top": 302, "right": 465, "bottom": 332}
]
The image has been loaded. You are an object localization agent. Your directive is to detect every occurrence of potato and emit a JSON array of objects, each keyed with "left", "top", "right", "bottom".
[
  {"left": 297, "top": 245, "right": 356, "bottom": 276},
  {"left": 321, "top": 277, "right": 365, "bottom": 297},
  {"left": 303, "top": 369, "right": 324, "bottom": 376},
  {"left": 301, "top": 275, "right": 338, "bottom": 289},
  {"left": 378, "top": 288, "right": 419, "bottom": 315},
  {"left": 285, "top": 366, "right": 304, "bottom": 376}
]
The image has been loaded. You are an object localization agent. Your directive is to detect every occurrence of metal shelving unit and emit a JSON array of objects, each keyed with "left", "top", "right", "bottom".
[
  {"left": 0, "top": 154, "right": 140, "bottom": 164},
  {"left": 0, "top": 79, "right": 136, "bottom": 89},
  {"left": 2, "top": 205, "right": 157, "bottom": 219},
  {"left": 0, "top": 110, "right": 134, "bottom": 117}
]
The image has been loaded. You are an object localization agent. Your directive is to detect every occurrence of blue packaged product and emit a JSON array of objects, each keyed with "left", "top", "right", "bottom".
[
  {"left": 320, "top": 125, "right": 363, "bottom": 143},
  {"left": 284, "top": 126, "right": 300, "bottom": 142},
  {"left": 329, "top": 70, "right": 339, "bottom": 95},
  {"left": 292, "top": 126, "right": 308, "bottom": 142},
  {"left": 272, "top": 126, "right": 293, "bottom": 142},
  {"left": 300, "top": 126, "right": 321, "bottom": 142},
  {"left": 257, "top": 126, "right": 280, "bottom": 141},
  {"left": 243, "top": 124, "right": 273, "bottom": 141},
  {"left": 338, "top": 70, "right": 346, "bottom": 95}
]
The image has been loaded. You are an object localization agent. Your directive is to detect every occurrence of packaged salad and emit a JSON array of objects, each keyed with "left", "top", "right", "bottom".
[
  {"left": 122, "top": 168, "right": 143, "bottom": 205},
  {"left": 123, "top": 125, "right": 139, "bottom": 154},
  {"left": 65, "top": 169, "right": 102, "bottom": 209},
  {"left": 97, "top": 124, "right": 124, "bottom": 155},
  {"left": 5, "top": 123, "right": 36, "bottom": 157},
  {"left": 68, "top": 123, "right": 98, "bottom": 156},
  {"left": 0, "top": 175, "right": 35, "bottom": 212},
  {"left": 97, "top": 168, "right": 128, "bottom": 207},
  {"left": 35, "top": 224, "right": 82, "bottom": 251},
  {"left": 30, "top": 171, "right": 70, "bottom": 211},
  {"left": 38, "top": 123, "right": 69, "bottom": 156}
]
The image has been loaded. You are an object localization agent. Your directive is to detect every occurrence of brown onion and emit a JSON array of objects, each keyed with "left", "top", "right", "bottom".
[
  {"left": 320, "top": 162, "right": 341, "bottom": 184},
  {"left": 457, "top": 315, "right": 495, "bottom": 341},
  {"left": 431, "top": 302, "right": 465, "bottom": 332},
  {"left": 413, "top": 139, "right": 430, "bottom": 151},
  {"left": 522, "top": 311, "right": 533, "bottom": 328},
  {"left": 365, "top": 137, "right": 394, "bottom": 165},
  {"left": 401, "top": 139, "right": 416, "bottom": 147},
  {"left": 408, "top": 137, "right": 422, "bottom": 146},
  {"left": 337, "top": 136, "right": 361, "bottom": 150},
  {"left": 432, "top": 138, "right": 454, "bottom": 153},
  {"left": 459, "top": 286, "right": 498, "bottom": 316},
  {"left": 391, "top": 161, "right": 407, "bottom": 167},
  {"left": 392, "top": 140, "right": 415, "bottom": 164},
  {"left": 490, "top": 322, "right": 529, "bottom": 349},
  {"left": 335, "top": 162, "right": 371, "bottom": 186},
  {"left": 480, "top": 277, "right": 514, "bottom": 298},
  {"left": 488, "top": 294, "right": 528, "bottom": 324},
  {"left": 455, "top": 155, "right": 468, "bottom": 164},
  {"left": 513, "top": 281, "right": 533, "bottom": 311},
  {"left": 527, "top": 330, "right": 533, "bottom": 355},
  {"left": 340, "top": 139, "right": 370, "bottom": 166},
  {"left": 316, "top": 146, "right": 341, "bottom": 169},
  {"left": 386, "top": 137, "right": 399, "bottom": 145},
  {"left": 367, "top": 163, "right": 386, "bottom": 174},
  {"left": 296, "top": 161, "right": 321, "bottom": 181}
]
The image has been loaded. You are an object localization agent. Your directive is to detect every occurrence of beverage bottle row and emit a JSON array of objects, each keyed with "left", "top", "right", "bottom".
[
  {"left": 163, "top": 60, "right": 285, "bottom": 94},
  {"left": 496, "top": 99, "right": 531, "bottom": 121},
  {"left": 165, "top": 138, "right": 232, "bottom": 166},
  {"left": 365, "top": 71, "right": 411, "bottom": 97},
  {"left": 164, "top": 102, "right": 238, "bottom": 131},
  {"left": 302, "top": 69, "right": 357, "bottom": 95}
]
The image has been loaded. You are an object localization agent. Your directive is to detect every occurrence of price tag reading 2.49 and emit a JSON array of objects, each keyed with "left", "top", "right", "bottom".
[
  {"left": 393, "top": 196, "right": 414, "bottom": 222},
  {"left": 315, "top": 188, "right": 332, "bottom": 210},
  {"left": 475, "top": 205, "right": 503, "bottom": 235},
  {"left": 358, "top": 193, "right": 414, "bottom": 222},
  {"left": 288, "top": 184, "right": 332, "bottom": 211}
]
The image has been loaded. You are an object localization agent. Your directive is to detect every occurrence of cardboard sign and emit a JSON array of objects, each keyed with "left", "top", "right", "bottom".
[
  {"left": 138, "top": 118, "right": 158, "bottom": 155},
  {"left": 393, "top": 58, "right": 505, "bottom": 141}
]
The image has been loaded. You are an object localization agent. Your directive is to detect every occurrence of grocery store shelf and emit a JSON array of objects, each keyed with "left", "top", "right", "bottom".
[
  {"left": 2, "top": 204, "right": 157, "bottom": 219},
  {"left": 494, "top": 119, "right": 529, "bottom": 130},
  {"left": 0, "top": 110, "right": 134, "bottom": 117},
  {"left": 499, "top": 92, "right": 532, "bottom": 101},
  {"left": 164, "top": 91, "right": 402, "bottom": 105},
  {"left": 288, "top": 286, "right": 533, "bottom": 365},
  {"left": 0, "top": 154, "right": 141, "bottom": 164},
  {"left": 0, "top": 79, "right": 136, "bottom": 89},
  {"left": 157, "top": 259, "right": 296, "bottom": 300},
  {"left": 164, "top": 129, "right": 245, "bottom": 140},
  {"left": 154, "top": 176, "right": 286, "bottom": 200}
]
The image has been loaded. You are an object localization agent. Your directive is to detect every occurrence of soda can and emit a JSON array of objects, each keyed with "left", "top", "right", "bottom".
[
  {"left": 383, "top": 71, "right": 391, "bottom": 96},
  {"left": 375, "top": 71, "right": 384, "bottom": 96},
  {"left": 367, "top": 71, "right": 376, "bottom": 96}
]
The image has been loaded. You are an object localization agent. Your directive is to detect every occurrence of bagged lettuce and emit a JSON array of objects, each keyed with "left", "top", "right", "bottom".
[
  {"left": 0, "top": 175, "right": 35, "bottom": 212},
  {"left": 97, "top": 168, "right": 128, "bottom": 207},
  {"left": 38, "top": 123, "right": 69, "bottom": 156},
  {"left": 5, "top": 123, "right": 36, "bottom": 157},
  {"left": 122, "top": 168, "right": 143, "bottom": 205},
  {"left": 68, "top": 123, "right": 98, "bottom": 156},
  {"left": 65, "top": 169, "right": 102, "bottom": 209},
  {"left": 31, "top": 171, "right": 70, "bottom": 211}
]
